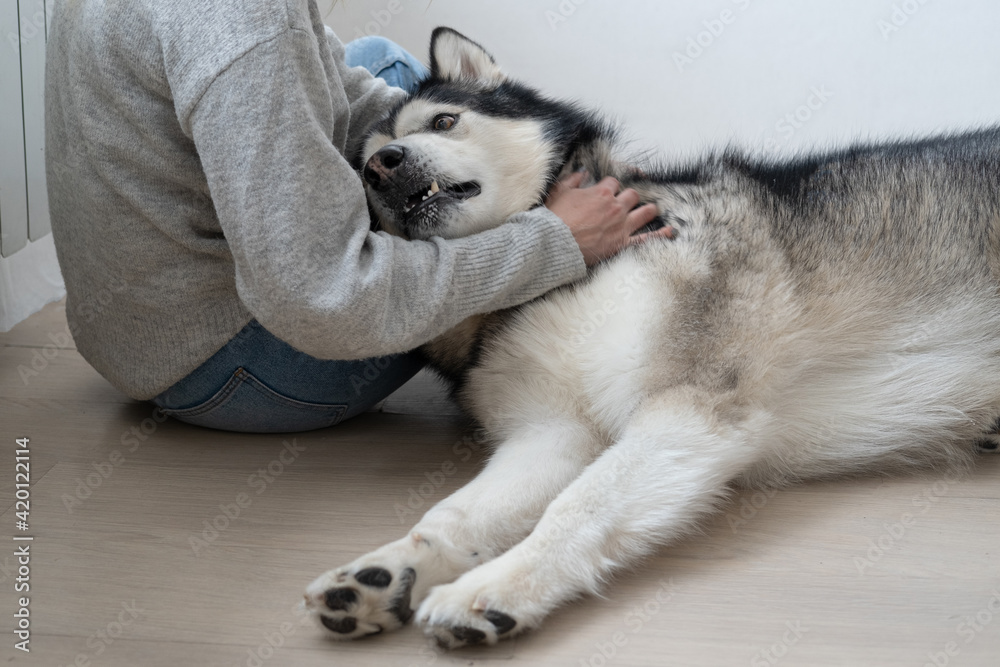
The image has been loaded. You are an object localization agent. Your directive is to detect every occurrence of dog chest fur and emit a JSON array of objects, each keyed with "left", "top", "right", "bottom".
[{"left": 460, "top": 250, "right": 666, "bottom": 441}]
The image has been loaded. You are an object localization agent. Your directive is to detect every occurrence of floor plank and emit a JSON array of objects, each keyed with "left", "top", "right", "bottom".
[{"left": 1, "top": 301, "right": 998, "bottom": 666}]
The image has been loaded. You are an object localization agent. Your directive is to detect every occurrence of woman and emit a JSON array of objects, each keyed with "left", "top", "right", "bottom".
[{"left": 45, "top": 0, "right": 662, "bottom": 433}]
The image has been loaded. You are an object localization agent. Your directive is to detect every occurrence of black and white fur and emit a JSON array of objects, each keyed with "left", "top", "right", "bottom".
[{"left": 305, "top": 27, "right": 1000, "bottom": 648}]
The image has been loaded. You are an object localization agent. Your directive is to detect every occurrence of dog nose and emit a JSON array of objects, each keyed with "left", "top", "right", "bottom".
[{"left": 364, "top": 145, "right": 407, "bottom": 190}]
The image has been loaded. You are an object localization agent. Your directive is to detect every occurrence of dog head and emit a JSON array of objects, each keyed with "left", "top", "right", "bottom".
[{"left": 360, "top": 28, "right": 607, "bottom": 240}]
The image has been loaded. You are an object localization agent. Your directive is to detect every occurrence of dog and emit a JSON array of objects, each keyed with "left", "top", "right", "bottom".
[{"left": 304, "top": 27, "right": 1000, "bottom": 648}]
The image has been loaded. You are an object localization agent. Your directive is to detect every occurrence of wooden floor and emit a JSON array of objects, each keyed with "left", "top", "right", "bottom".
[{"left": 2, "top": 300, "right": 998, "bottom": 666}]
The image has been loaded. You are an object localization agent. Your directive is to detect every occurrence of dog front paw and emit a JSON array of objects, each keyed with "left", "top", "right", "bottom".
[
  {"left": 305, "top": 534, "right": 433, "bottom": 639},
  {"left": 417, "top": 582, "right": 521, "bottom": 649},
  {"left": 305, "top": 561, "right": 417, "bottom": 639},
  {"left": 305, "top": 531, "right": 478, "bottom": 640}
]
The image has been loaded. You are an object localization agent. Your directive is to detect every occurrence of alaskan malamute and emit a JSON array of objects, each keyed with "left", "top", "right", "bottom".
[{"left": 306, "top": 27, "right": 1000, "bottom": 648}]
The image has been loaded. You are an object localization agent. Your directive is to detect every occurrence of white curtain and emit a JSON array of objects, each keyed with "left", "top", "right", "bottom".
[{"left": 0, "top": 234, "right": 65, "bottom": 332}]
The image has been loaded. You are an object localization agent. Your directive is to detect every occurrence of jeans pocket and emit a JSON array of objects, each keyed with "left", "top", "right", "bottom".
[{"left": 158, "top": 368, "right": 348, "bottom": 433}]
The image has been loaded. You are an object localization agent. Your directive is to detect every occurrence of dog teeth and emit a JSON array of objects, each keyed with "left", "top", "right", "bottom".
[
  {"left": 406, "top": 182, "right": 442, "bottom": 214},
  {"left": 422, "top": 182, "right": 440, "bottom": 202}
]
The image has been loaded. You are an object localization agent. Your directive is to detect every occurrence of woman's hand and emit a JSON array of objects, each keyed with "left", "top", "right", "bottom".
[{"left": 545, "top": 171, "right": 673, "bottom": 266}]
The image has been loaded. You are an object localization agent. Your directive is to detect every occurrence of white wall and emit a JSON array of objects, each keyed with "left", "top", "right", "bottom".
[
  {"left": 323, "top": 0, "right": 1000, "bottom": 160},
  {"left": 6, "top": 1, "right": 996, "bottom": 330}
]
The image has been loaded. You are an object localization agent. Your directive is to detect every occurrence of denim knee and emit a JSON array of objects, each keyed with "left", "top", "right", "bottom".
[{"left": 344, "top": 35, "right": 429, "bottom": 92}]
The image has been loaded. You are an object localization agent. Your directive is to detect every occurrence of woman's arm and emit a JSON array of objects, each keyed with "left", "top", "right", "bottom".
[{"left": 189, "top": 27, "right": 586, "bottom": 360}]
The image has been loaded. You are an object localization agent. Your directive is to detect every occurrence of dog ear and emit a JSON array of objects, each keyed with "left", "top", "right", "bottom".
[{"left": 429, "top": 27, "right": 505, "bottom": 85}]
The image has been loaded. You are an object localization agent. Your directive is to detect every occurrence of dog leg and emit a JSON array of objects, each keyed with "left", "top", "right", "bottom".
[
  {"left": 304, "top": 419, "right": 601, "bottom": 639},
  {"left": 418, "top": 395, "right": 760, "bottom": 647}
]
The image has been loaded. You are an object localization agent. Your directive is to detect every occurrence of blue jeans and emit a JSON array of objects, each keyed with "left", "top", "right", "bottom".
[
  {"left": 344, "top": 35, "right": 429, "bottom": 89},
  {"left": 152, "top": 37, "right": 429, "bottom": 433}
]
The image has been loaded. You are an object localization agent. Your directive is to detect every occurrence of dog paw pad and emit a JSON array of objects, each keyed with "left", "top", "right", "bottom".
[
  {"left": 446, "top": 626, "right": 486, "bottom": 645},
  {"left": 320, "top": 615, "right": 358, "bottom": 634},
  {"left": 484, "top": 609, "right": 517, "bottom": 635},
  {"left": 323, "top": 587, "right": 358, "bottom": 611},
  {"left": 355, "top": 567, "right": 394, "bottom": 588}
]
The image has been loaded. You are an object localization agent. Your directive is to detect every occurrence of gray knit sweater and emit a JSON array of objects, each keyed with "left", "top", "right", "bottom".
[{"left": 45, "top": 0, "right": 586, "bottom": 400}]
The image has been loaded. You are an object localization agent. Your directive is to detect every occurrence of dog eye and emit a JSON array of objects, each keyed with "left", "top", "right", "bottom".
[{"left": 432, "top": 114, "right": 457, "bottom": 131}]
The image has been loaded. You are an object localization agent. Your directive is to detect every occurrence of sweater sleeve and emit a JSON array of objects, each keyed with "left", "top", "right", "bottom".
[
  {"left": 188, "top": 27, "right": 586, "bottom": 360},
  {"left": 321, "top": 26, "right": 407, "bottom": 162}
]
